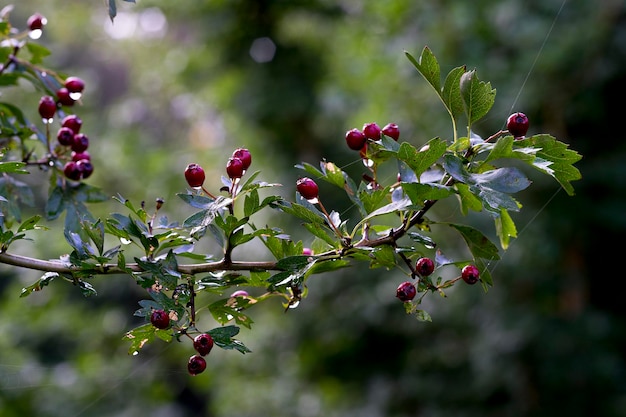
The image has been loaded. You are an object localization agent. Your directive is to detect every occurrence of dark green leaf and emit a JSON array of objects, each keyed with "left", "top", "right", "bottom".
[
  {"left": 459, "top": 69, "right": 496, "bottom": 126},
  {"left": 397, "top": 138, "right": 447, "bottom": 179},
  {"left": 448, "top": 223, "right": 500, "bottom": 261}
]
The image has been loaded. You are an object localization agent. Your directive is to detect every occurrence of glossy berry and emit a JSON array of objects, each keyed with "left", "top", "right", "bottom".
[
  {"left": 71, "top": 151, "right": 90, "bottom": 162},
  {"left": 461, "top": 264, "right": 480, "bottom": 285},
  {"left": 345, "top": 128, "right": 367, "bottom": 150},
  {"left": 38, "top": 96, "right": 57, "bottom": 119},
  {"left": 232, "top": 148, "right": 252, "bottom": 171},
  {"left": 382, "top": 123, "right": 400, "bottom": 141},
  {"left": 61, "top": 114, "right": 82, "bottom": 133},
  {"left": 187, "top": 354, "right": 207, "bottom": 376},
  {"left": 296, "top": 177, "right": 319, "bottom": 200},
  {"left": 396, "top": 281, "right": 417, "bottom": 302},
  {"left": 56, "top": 88, "right": 75, "bottom": 106},
  {"left": 362, "top": 122, "right": 382, "bottom": 140},
  {"left": 56, "top": 127, "right": 75, "bottom": 146},
  {"left": 27, "top": 13, "right": 47, "bottom": 31},
  {"left": 71, "top": 133, "right": 89, "bottom": 152},
  {"left": 150, "top": 309, "right": 170, "bottom": 329},
  {"left": 506, "top": 112, "right": 529, "bottom": 138},
  {"left": 226, "top": 157, "right": 245, "bottom": 179},
  {"left": 184, "top": 163, "right": 205, "bottom": 188},
  {"left": 63, "top": 161, "right": 81, "bottom": 181},
  {"left": 77, "top": 160, "right": 94, "bottom": 179},
  {"left": 193, "top": 333, "right": 214, "bottom": 356},
  {"left": 65, "top": 76, "right": 85, "bottom": 94},
  {"left": 415, "top": 257, "right": 435, "bottom": 277},
  {"left": 302, "top": 247, "right": 313, "bottom": 256}
]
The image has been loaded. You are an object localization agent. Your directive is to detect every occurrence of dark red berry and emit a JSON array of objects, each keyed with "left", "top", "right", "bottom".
[
  {"left": 27, "top": 13, "right": 47, "bottom": 31},
  {"left": 187, "top": 354, "right": 207, "bottom": 376},
  {"left": 226, "top": 157, "right": 245, "bottom": 179},
  {"left": 415, "top": 257, "right": 435, "bottom": 277},
  {"left": 345, "top": 128, "right": 367, "bottom": 150},
  {"left": 232, "top": 148, "right": 252, "bottom": 171},
  {"left": 150, "top": 309, "right": 170, "bottom": 329},
  {"left": 396, "top": 281, "right": 417, "bottom": 302},
  {"left": 193, "top": 333, "right": 214, "bottom": 356},
  {"left": 362, "top": 122, "right": 382, "bottom": 140},
  {"left": 71, "top": 151, "right": 90, "bottom": 162},
  {"left": 382, "top": 123, "right": 400, "bottom": 141},
  {"left": 506, "top": 112, "right": 529, "bottom": 138},
  {"left": 56, "top": 88, "right": 75, "bottom": 106},
  {"left": 56, "top": 127, "right": 75, "bottom": 146},
  {"left": 461, "top": 264, "right": 480, "bottom": 285},
  {"left": 61, "top": 114, "right": 82, "bottom": 134},
  {"left": 38, "top": 96, "right": 57, "bottom": 119},
  {"left": 71, "top": 133, "right": 89, "bottom": 152},
  {"left": 65, "top": 76, "right": 85, "bottom": 94},
  {"left": 296, "top": 177, "right": 319, "bottom": 200},
  {"left": 302, "top": 247, "right": 313, "bottom": 256},
  {"left": 184, "top": 163, "right": 205, "bottom": 188},
  {"left": 63, "top": 161, "right": 81, "bottom": 181},
  {"left": 77, "top": 160, "right": 93, "bottom": 179}
]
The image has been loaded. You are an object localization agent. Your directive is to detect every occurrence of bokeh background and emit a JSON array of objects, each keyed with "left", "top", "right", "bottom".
[{"left": 1, "top": 0, "right": 625, "bottom": 416}]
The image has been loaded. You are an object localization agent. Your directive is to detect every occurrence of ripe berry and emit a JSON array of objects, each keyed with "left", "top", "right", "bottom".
[
  {"left": 193, "top": 333, "right": 214, "bottom": 356},
  {"left": 56, "top": 88, "right": 75, "bottom": 106},
  {"left": 302, "top": 247, "right": 313, "bottom": 256},
  {"left": 71, "top": 133, "right": 89, "bottom": 152},
  {"left": 296, "top": 177, "right": 319, "bottom": 200},
  {"left": 184, "top": 163, "right": 205, "bottom": 188},
  {"left": 232, "top": 148, "right": 252, "bottom": 171},
  {"left": 396, "top": 281, "right": 417, "bottom": 302},
  {"left": 506, "top": 112, "right": 529, "bottom": 138},
  {"left": 187, "top": 354, "right": 207, "bottom": 376},
  {"left": 150, "top": 309, "right": 170, "bottom": 329},
  {"left": 415, "top": 257, "right": 435, "bottom": 277},
  {"left": 345, "top": 128, "right": 367, "bottom": 150},
  {"left": 362, "top": 122, "right": 382, "bottom": 140},
  {"left": 61, "top": 114, "right": 82, "bottom": 133},
  {"left": 71, "top": 151, "right": 90, "bottom": 162},
  {"left": 77, "top": 160, "right": 94, "bottom": 179},
  {"left": 382, "top": 123, "right": 400, "bottom": 141},
  {"left": 63, "top": 161, "right": 81, "bottom": 181},
  {"left": 461, "top": 264, "right": 480, "bottom": 285},
  {"left": 38, "top": 96, "right": 57, "bottom": 119},
  {"left": 226, "top": 157, "right": 245, "bottom": 179},
  {"left": 27, "top": 13, "right": 47, "bottom": 31},
  {"left": 56, "top": 127, "right": 75, "bottom": 146},
  {"left": 65, "top": 76, "right": 85, "bottom": 95}
]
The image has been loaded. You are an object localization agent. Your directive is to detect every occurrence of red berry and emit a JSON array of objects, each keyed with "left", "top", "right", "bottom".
[
  {"left": 506, "top": 112, "right": 529, "bottom": 138},
  {"left": 345, "top": 128, "right": 367, "bottom": 150},
  {"left": 77, "top": 160, "right": 94, "bottom": 179},
  {"left": 27, "top": 13, "right": 47, "bottom": 31},
  {"left": 187, "top": 354, "right": 207, "bottom": 376},
  {"left": 193, "top": 333, "right": 214, "bottom": 356},
  {"left": 63, "top": 161, "right": 81, "bottom": 181},
  {"left": 362, "top": 122, "right": 381, "bottom": 140},
  {"left": 71, "top": 151, "right": 90, "bottom": 162},
  {"left": 61, "top": 114, "right": 83, "bottom": 134},
  {"left": 150, "top": 309, "right": 170, "bottom": 329},
  {"left": 415, "top": 257, "right": 435, "bottom": 277},
  {"left": 71, "top": 133, "right": 89, "bottom": 152},
  {"left": 56, "top": 127, "right": 75, "bottom": 146},
  {"left": 382, "top": 123, "right": 400, "bottom": 141},
  {"left": 184, "top": 163, "right": 205, "bottom": 188},
  {"left": 302, "top": 247, "right": 313, "bottom": 256},
  {"left": 396, "top": 281, "right": 417, "bottom": 302},
  {"left": 56, "top": 88, "right": 75, "bottom": 106},
  {"left": 296, "top": 177, "right": 319, "bottom": 200},
  {"left": 38, "top": 96, "right": 57, "bottom": 119},
  {"left": 461, "top": 264, "right": 480, "bottom": 285},
  {"left": 65, "top": 76, "right": 85, "bottom": 94},
  {"left": 226, "top": 157, "right": 245, "bottom": 179},
  {"left": 232, "top": 148, "right": 252, "bottom": 171}
]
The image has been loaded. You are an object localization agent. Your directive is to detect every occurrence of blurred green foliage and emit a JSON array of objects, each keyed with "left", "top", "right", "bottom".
[{"left": 0, "top": 0, "right": 624, "bottom": 416}]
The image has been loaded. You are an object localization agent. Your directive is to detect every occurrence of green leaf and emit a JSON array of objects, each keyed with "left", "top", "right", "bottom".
[
  {"left": 397, "top": 138, "right": 447, "bottom": 179},
  {"left": 441, "top": 66, "right": 467, "bottom": 122},
  {"left": 271, "top": 200, "right": 324, "bottom": 224},
  {"left": 208, "top": 325, "right": 251, "bottom": 354},
  {"left": 494, "top": 207, "right": 517, "bottom": 250},
  {"left": 0, "top": 161, "right": 28, "bottom": 174},
  {"left": 405, "top": 46, "right": 441, "bottom": 91},
  {"left": 24, "top": 43, "right": 51, "bottom": 65},
  {"left": 448, "top": 223, "right": 500, "bottom": 261},
  {"left": 208, "top": 299, "right": 254, "bottom": 328},
  {"left": 401, "top": 183, "right": 454, "bottom": 206},
  {"left": 123, "top": 323, "right": 160, "bottom": 355},
  {"left": 459, "top": 69, "right": 496, "bottom": 126},
  {"left": 20, "top": 272, "right": 58, "bottom": 297},
  {"left": 369, "top": 245, "right": 397, "bottom": 269}
]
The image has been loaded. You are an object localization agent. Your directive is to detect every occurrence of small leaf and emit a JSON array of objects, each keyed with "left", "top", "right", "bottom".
[
  {"left": 448, "top": 223, "right": 500, "bottom": 261},
  {"left": 459, "top": 69, "right": 496, "bottom": 126},
  {"left": 397, "top": 138, "right": 447, "bottom": 179}
]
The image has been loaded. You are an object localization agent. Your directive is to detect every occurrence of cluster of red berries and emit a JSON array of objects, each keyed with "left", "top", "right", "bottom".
[
  {"left": 150, "top": 308, "right": 214, "bottom": 376},
  {"left": 184, "top": 147, "right": 252, "bottom": 191},
  {"left": 345, "top": 122, "right": 400, "bottom": 152},
  {"left": 395, "top": 258, "right": 481, "bottom": 302}
]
